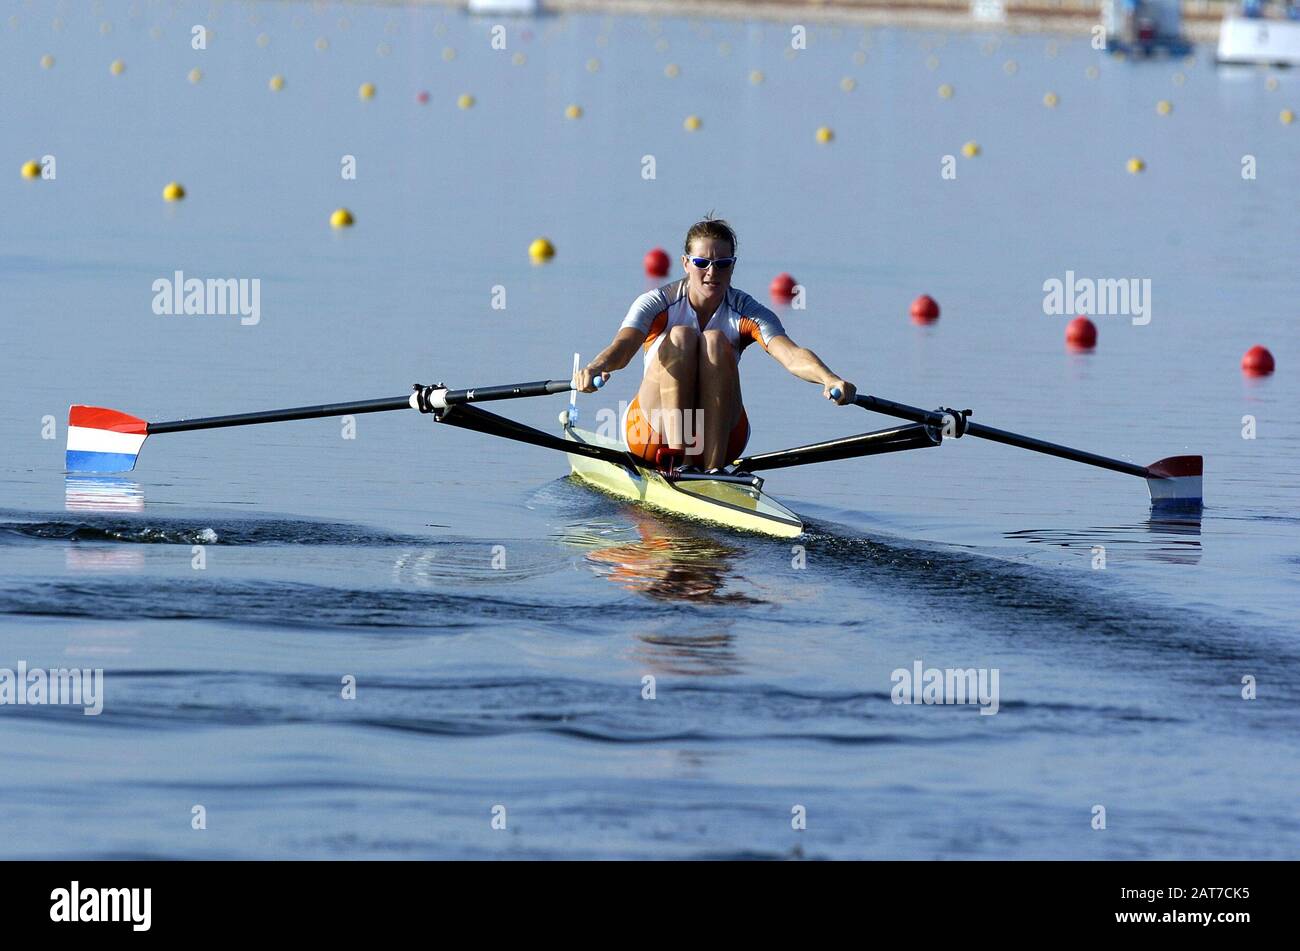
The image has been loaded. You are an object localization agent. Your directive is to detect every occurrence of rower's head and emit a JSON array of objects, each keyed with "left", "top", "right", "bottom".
[{"left": 682, "top": 217, "right": 737, "bottom": 305}]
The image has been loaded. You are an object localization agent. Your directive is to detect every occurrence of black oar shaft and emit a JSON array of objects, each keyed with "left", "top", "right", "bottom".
[
  {"left": 854, "top": 394, "right": 1150, "bottom": 480},
  {"left": 148, "top": 396, "right": 413, "bottom": 434},
  {"left": 145, "top": 380, "right": 577, "bottom": 435},
  {"left": 442, "top": 380, "right": 574, "bottom": 405}
]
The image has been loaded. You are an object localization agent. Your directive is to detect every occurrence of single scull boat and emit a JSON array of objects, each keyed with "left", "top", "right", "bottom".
[{"left": 64, "top": 359, "right": 1203, "bottom": 537}]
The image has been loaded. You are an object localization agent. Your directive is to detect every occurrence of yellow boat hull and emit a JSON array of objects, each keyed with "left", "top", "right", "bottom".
[{"left": 563, "top": 426, "right": 803, "bottom": 538}]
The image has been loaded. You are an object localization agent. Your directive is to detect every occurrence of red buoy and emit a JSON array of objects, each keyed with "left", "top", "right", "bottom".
[
  {"left": 770, "top": 273, "right": 797, "bottom": 301},
  {"left": 416, "top": 90, "right": 430, "bottom": 104},
  {"left": 1241, "top": 345, "right": 1275, "bottom": 377},
  {"left": 910, "top": 294, "right": 939, "bottom": 324},
  {"left": 1066, "top": 315, "right": 1097, "bottom": 350},
  {"left": 643, "top": 247, "right": 670, "bottom": 278}
]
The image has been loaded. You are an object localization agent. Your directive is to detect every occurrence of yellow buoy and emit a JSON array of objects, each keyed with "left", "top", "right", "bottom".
[
  {"left": 586, "top": 58, "right": 600, "bottom": 73},
  {"left": 938, "top": 83, "right": 953, "bottom": 99},
  {"left": 961, "top": 141, "right": 980, "bottom": 158},
  {"left": 256, "top": 32, "right": 269, "bottom": 48},
  {"left": 110, "top": 59, "right": 125, "bottom": 76},
  {"left": 683, "top": 114, "right": 701, "bottom": 131},
  {"left": 21, "top": 160, "right": 41, "bottom": 180},
  {"left": 512, "top": 52, "right": 526, "bottom": 66},
  {"left": 163, "top": 181, "right": 186, "bottom": 202},
  {"left": 1156, "top": 99, "right": 1172, "bottom": 115},
  {"left": 816, "top": 126, "right": 834, "bottom": 144},
  {"left": 330, "top": 208, "right": 354, "bottom": 229},
  {"left": 315, "top": 37, "right": 328, "bottom": 52},
  {"left": 1003, "top": 60, "right": 1017, "bottom": 75},
  {"left": 1265, "top": 76, "right": 1279, "bottom": 91},
  {"left": 750, "top": 69, "right": 764, "bottom": 85},
  {"left": 529, "top": 237, "right": 555, "bottom": 262},
  {"left": 188, "top": 67, "right": 202, "bottom": 84},
  {"left": 442, "top": 47, "right": 456, "bottom": 62},
  {"left": 1085, "top": 65, "right": 1100, "bottom": 79},
  {"left": 926, "top": 55, "right": 939, "bottom": 71},
  {"left": 359, "top": 82, "right": 376, "bottom": 101},
  {"left": 269, "top": 74, "right": 285, "bottom": 92},
  {"left": 457, "top": 93, "right": 475, "bottom": 110},
  {"left": 840, "top": 76, "right": 855, "bottom": 92},
  {"left": 40, "top": 53, "right": 54, "bottom": 69},
  {"left": 1127, "top": 157, "right": 1146, "bottom": 174},
  {"left": 665, "top": 63, "right": 680, "bottom": 78},
  {"left": 1282, "top": 108, "right": 1295, "bottom": 125},
  {"left": 565, "top": 103, "right": 582, "bottom": 119},
  {"left": 1043, "top": 91, "right": 1058, "bottom": 107}
]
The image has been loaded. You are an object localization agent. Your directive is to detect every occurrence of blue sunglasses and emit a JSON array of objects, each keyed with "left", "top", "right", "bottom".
[{"left": 689, "top": 256, "right": 736, "bottom": 271}]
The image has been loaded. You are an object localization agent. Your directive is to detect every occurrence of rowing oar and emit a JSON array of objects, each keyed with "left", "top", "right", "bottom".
[
  {"left": 831, "top": 390, "right": 1203, "bottom": 507},
  {"left": 64, "top": 377, "right": 602, "bottom": 474}
]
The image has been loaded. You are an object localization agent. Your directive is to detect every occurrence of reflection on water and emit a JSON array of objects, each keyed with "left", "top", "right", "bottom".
[
  {"left": 1006, "top": 512, "right": 1203, "bottom": 565},
  {"left": 555, "top": 509, "right": 764, "bottom": 604},
  {"left": 65, "top": 477, "right": 144, "bottom": 513},
  {"left": 65, "top": 546, "right": 145, "bottom": 572},
  {"left": 632, "top": 628, "right": 742, "bottom": 677}
]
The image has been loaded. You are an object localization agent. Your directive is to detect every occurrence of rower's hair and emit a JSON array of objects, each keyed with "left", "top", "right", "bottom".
[{"left": 684, "top": 216, "right": 737, "bottom": 256}]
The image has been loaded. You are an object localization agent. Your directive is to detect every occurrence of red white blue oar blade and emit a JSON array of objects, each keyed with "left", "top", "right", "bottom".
[
  {"left": 66, "top": 406, "right": 149, "bottom": 473},
  {"left": 1145, "top": 455, "right": 1203, "bottom": 508}
]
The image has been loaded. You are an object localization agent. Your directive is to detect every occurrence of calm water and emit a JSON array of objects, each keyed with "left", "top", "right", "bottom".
[{"left": 1, "top": 1, "right": 1297, "bottom": 858}]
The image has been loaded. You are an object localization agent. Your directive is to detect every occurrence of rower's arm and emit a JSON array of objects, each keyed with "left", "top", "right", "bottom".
[
  {"left": 576, "top": 327, "right": 645, "bottom": 391},
  {"left": 766, "top": 334, "right": 857, "bottom": 405}
]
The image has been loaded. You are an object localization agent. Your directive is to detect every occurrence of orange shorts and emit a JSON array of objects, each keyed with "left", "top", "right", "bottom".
[{"left": 625, "top": 396, "right": 750, "bottom": 466}]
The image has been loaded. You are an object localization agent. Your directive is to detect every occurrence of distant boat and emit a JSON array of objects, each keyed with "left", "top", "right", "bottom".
[
  {"left": 466, "top": 0, "right": 540, "bottom": 15},
  {"left": 1102, "top": 0, "right": 1195, "bottom": 57},
  {"left": 1217, "top": 4, "right": 1300, "bottom": 66}
]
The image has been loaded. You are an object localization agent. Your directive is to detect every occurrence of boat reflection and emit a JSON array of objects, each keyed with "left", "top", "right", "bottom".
[
  {"left": 555, "top": 508, "right": 765, "bottom": 604},
  {"left": 1005, "top": 511, "right": 1203, "bottom": 565}
]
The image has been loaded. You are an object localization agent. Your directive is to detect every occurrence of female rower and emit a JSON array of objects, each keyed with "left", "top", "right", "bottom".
[{"left": 573, "top": 216, "right": 857, "bottom": 473}]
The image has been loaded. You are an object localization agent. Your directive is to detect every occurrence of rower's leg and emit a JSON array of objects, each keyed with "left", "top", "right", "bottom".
[
  {"left": 698, "top": 329, "right": 741, "bottom": 470},
  {"left": 636, "top": 324, "right": 700, "bottom": 454}
]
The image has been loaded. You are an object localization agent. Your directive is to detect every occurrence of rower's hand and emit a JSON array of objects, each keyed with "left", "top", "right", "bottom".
[
  {"left": 824, "top": 380, "right": 856, "bottom": 405},
  {"left": 573, "top": 366, "right": 609, "bottom": 393}
]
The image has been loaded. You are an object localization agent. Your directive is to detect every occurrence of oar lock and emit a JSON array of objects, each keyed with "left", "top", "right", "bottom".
[
  {"left": 926, "top": 407, "right": 972, "bottom": 441},
  {"left": 411, "top": 383, "right": 449, "bottom": 415}
]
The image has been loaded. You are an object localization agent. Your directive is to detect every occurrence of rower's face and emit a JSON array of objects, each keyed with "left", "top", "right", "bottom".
[{"left": 683, "top": 237, "right": 734, "bottom": 303}]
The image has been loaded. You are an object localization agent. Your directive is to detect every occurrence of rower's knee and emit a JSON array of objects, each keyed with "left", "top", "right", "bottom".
[
  {"left": 659, "top": 324, "right": 701, "bottom": 369},
  {"left": 701, "top": 329, "right": 735, "bottom": 366}
]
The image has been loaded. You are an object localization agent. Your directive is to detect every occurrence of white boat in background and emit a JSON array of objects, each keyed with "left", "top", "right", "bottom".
[
  {"left": 466, "top": 0, "right": 540, "bottom": 15},
  {"left": 1217, "top": 5, "right": 1300, "bottom": 66}
]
